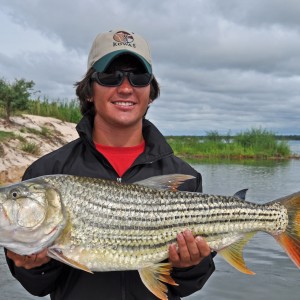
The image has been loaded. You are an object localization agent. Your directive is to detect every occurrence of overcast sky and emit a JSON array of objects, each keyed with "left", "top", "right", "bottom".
[{"left": 1, "top": 0, "right": 300, "bottom": 135}]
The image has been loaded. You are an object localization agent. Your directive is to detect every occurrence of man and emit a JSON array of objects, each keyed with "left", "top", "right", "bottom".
[{"left": 6, "top": 29, "right": 215, "bottom": 299}]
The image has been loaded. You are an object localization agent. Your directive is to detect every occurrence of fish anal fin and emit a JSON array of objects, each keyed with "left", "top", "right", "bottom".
[
  {"left": 218, "top": 232, "right": 256, "bottom": 275},
  {"left": 139, "top": 262, "right": 178, "bottom": 300},
  {"left": 135, "top": 174, "right": 195, "bottom": 191},
  {"left": 47, "top": 248, "right": 93, "bottom": 274}
]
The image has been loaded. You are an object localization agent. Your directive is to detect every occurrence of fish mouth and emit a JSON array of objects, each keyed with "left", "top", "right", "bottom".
[
  {"left": 47, "top": 225, "right": 59, "bottom": 236},
  {"left": 0, "top": 206, "right": 10, "bottom": 227}
]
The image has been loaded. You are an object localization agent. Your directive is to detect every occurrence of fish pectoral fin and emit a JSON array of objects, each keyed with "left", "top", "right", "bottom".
[
  {"left": 47, "top": 248, "right": 93, "bottom": 274},
  {"left": 135, "top": 174, "right": 195, "bottom": 191},
  {"left": 218, "top": 232, "right": 256, "bottom": 275},
  {"left": 138, "top": 262, "right": 178, "bottom": 300}
]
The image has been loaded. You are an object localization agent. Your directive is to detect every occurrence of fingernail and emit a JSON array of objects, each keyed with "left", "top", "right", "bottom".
[
  {"left": 177, "top": 233, "right": 184, "bottom": 240},
  {"left": 184, "top": 230, "right": 193, "bottom": 237},
  {"left": 196, "top": 236, "right": 203, "bottom": 242}
]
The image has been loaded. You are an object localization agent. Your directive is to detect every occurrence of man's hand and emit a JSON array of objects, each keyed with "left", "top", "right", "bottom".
[
  {"left": 6, "top": 249, "right": 50, "bottom": 269},
  {"left": 168, "top": 230, "right": 211, "bottom": 268}
]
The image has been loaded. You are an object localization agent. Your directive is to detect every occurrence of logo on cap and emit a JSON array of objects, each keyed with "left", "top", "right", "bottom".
[{"left": 113, "top": 31, "right": 134, "bottom": 43}]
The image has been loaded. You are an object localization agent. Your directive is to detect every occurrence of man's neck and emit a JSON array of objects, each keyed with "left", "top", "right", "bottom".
[{"left": 93, "top": 119, "right": 144, "bottom": 147}]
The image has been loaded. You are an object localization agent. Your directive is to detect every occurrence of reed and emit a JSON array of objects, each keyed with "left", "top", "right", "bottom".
[
  {"left": 26, "top": 97, "right": 81, "bottom": 123},
  {"left": 166, "top": 129, "right": 291, "bottom": 159}
]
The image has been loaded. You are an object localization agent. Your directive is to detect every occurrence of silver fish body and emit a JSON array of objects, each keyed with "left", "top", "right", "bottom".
[{"left": 0, "top": 174, "right": 299, "bottom": 300}]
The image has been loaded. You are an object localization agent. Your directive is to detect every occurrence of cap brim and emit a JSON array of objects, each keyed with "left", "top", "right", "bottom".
[{"left": 93, "top": 50, "right": 152, "bottom": 74}]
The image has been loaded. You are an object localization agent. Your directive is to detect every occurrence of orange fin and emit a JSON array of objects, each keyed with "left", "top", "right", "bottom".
[
  {"left": 218, "top": 232, "right": 256, "bottom": 275},
  {"left": 135, "top": 174, "right": 195, "bottom": 191},
  {"left": 138, "top": 262, "right": 178, "bottom": 300},
  {"left": 47, "top": 248, "right": 93, "bottom": 274},
  {"left": 273, "top": 191, "right": 300, "bottom": 268}
]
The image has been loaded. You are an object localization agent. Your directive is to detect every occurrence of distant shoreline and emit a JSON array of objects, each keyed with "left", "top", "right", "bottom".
[
  {"left": 177, "top": 153, "right": 300, "bottom": 161},
  {"left": 166, "top": 133, "right": 299, "bottom": 161}
]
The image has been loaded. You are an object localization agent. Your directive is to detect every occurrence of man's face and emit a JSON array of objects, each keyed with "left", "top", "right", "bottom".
[{"left": 92, "top": 57, "right": 151, "bottom": 130}]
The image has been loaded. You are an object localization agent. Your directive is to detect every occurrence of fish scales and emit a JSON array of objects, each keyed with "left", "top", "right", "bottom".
[
  {"left": 1, "top": 173, "right": 299, "bottom": 300},
  {"left": 43, "top": 176, "right": 287, "bottom": 256}
]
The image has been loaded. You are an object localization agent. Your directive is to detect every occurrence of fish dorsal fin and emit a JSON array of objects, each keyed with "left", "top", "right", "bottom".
[
  {"left": 233, "top": 189, "right": 248, "bottom": 200},
  {"left": 218, "top": 232, "right": 256, "bottom": 275},
  {"left": 139, "top": 262, "right": 178, "bottom": 300},
  {"left": 47, "top": 248, "right": 93, "bottom": 274},
  {"left": 135, "top": 174, "right": 195, "bottom": 191}
]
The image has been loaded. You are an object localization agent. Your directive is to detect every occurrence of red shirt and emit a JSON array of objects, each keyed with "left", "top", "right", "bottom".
[{"left": 95, "top": 141, "right": 145, "bottom": 177}]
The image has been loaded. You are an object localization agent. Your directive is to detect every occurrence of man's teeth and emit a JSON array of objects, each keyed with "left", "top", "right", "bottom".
[{"left": 114, "top": 102, "right": 134, "bottom": 106}]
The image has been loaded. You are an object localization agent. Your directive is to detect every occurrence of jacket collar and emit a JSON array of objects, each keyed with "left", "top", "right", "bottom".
[{"left": 76, "top": 111, "right": 173, "bottom": 164}]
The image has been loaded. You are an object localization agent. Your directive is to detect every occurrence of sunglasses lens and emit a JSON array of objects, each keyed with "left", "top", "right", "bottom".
[
  {"left": 129, "top": 73, "right": 152, "bottom": 87},
  {"left": 93, "top": 71, "right": 152, "bottom": 87},
  {"left": 96, "top": 72, "right": 123, "bottom": 86}
]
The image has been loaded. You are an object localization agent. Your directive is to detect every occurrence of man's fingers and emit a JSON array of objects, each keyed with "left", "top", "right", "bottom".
[
  {"left": 168, "top": 243, "right": 180, "bottom": 264},
  {"left": 183, "top": 230, "right": 201, "bottom": 261},
  {"left": 177, "top": 232, "right": 191, "bottom": 262},
  {"left": 195, "top": 236, "right": 211, "bottom": 257},
  {"left": 6, "top": 249, "right": 50, "bottom": 269},
  {"left": 168, "top": 230, "right": 211, "bottom": 268}
]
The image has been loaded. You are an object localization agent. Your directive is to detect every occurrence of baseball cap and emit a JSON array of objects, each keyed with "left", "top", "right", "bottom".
[{"left": 87, "top": 29, "right": 152, "bottom": 74}]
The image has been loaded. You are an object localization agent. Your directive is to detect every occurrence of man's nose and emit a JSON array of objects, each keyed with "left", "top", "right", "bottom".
[{"left": 117, "top": 77, "right": 133, "bottom": 93}]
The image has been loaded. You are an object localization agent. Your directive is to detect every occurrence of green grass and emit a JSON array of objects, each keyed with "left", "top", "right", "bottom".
[
  {"left": 25, "top": 98, "right": 81, "bottom": 123},
  {"left": 21, "top": 141, "right": 41, "bottom": 155},
  {"left": 0, "top": 130, "right": 41, "bottom": 155},
  {"left": 20, "top": 126, "right": 53, "bottom": 138},
  {"left": 166, "top": 128, "right": 292, "bottom": 160},
  {"left": 0, "top": 132, "right": 13, "bottom": 158},
  {"left": 0, "top": 130, "right": 16, "bottom": 141}
]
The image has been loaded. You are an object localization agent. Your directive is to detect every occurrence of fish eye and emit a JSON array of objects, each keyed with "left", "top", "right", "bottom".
[{"left": 10, "top": 189, "right": 20, "bottom": 199}]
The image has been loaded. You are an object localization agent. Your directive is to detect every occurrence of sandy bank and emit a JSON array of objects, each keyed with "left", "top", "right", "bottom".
[{"left": 0, "top": 115, "right": 78, "bottom": 184}]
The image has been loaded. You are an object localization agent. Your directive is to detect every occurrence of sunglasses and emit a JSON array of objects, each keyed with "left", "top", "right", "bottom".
[{"left": 91, "top": 71, "right": 153, "bottom": 87}]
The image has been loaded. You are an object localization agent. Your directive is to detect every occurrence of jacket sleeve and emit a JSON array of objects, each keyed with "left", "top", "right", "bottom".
[
  {"left": 168, "top": 254, "right": 215, "bottom": 298},
  {"left": 5, "top": 248, "right": 65, "bottom": 296}
]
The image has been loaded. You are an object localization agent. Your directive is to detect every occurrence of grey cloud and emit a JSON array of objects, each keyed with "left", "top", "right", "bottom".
[
  {"left": 0, "top": 0, "right": 299, "bottom": 135},
  {"left": 213, "top": 0, "right": 300, "bottom": 30}
]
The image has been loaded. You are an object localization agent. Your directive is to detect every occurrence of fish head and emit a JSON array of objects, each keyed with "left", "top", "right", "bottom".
[{"left": 0, "top": 178, "right": 66, "bottom": 254}]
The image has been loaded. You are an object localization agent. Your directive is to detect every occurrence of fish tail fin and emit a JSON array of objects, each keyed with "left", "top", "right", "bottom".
[{"left": 273, "top": 191, "right": 300, "bottom": 269}]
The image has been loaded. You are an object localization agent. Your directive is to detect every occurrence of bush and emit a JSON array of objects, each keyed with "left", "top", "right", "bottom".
[{"left": 0, "top": 78, "right": 35, "bottom": 121}]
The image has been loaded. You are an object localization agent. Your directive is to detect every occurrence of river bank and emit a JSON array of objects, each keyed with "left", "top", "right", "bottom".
[
  {"left": 166, "top": 133, "right": 299, "bottom": 161},
  {"left": 0, "top": 115, "right": 78, "bottom": 184},
  {"left": 1, "top": 115, "right": 299, "bottom": 184}
]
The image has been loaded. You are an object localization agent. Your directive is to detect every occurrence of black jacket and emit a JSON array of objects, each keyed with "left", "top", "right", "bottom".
[{"left": 6, "top": 112, "right": 215, "bottom": 300}]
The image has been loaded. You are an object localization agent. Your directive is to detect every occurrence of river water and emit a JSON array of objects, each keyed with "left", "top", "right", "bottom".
[
  {"left": 188, "top": 158, "right": 300, "bottom": 300},
  {"left": 0, "top": 142, "right": 299, "bottom": 300}
]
